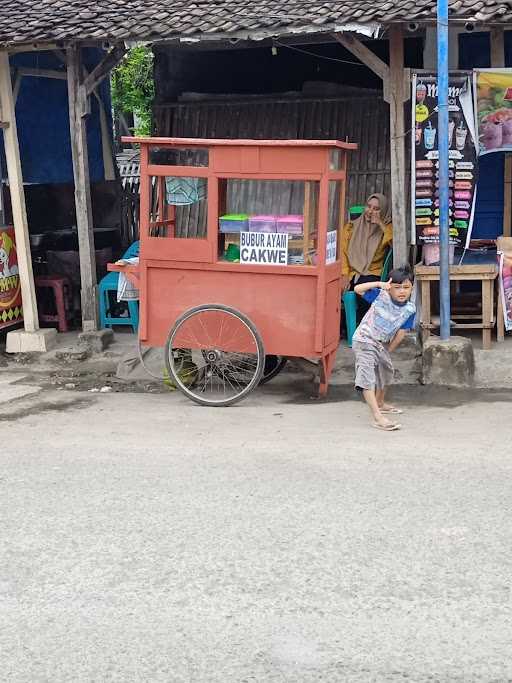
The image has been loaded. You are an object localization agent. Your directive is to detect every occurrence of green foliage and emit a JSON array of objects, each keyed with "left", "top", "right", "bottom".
[{"left": 112, "top": 46, "right": 155, "bottom": 136}]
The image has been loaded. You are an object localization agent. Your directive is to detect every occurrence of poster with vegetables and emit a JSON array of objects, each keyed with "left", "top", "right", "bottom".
[
  {"left": 411, "top": 73, "right": 477, "bottom": 247},
  {"left": 475, "top": 69, "right": 512, "bottom": 155}
]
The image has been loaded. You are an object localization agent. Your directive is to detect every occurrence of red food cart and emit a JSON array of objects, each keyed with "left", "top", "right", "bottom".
[{"left": 110, "top": 137, "right": 356, "bottom": 406}]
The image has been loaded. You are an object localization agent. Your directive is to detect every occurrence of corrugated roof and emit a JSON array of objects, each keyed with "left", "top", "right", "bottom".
[{"left": 0, "top": 1, "right": 511, "bottom": 47}]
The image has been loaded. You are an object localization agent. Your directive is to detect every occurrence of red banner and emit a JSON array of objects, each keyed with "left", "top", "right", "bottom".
[{"left": 0, "top": 227, "right": 23, "bottom": 330}]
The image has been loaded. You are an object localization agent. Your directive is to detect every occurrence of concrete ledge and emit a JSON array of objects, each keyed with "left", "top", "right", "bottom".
[
  {"left": 78, "top": 329, "right": 114, "bottom": 353},
  {"left": 422, "top": 335, "right": 475, "bottom": 387},
  {"left": 6, "top": 328, "right": 57, "bottom": 353}
]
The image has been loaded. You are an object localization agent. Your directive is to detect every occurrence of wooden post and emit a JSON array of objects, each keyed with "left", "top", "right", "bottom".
[
  {"left": 303, "top": 181, "right": 312, "bottom": 265},
  {"left": 490, "top": 27, "right": 505, "bottom": 68},
  {"left": 333, "top": 29, "right": 409, "bottom": 266},
  {"left": 67, "top": 44, "right": 98, "bottom": 331},
  {"left": 387, "top": 25, "right": 409, "bottom": 267},
  {"left": 0, "top": 51, "right": 39, "bottom": 333}
]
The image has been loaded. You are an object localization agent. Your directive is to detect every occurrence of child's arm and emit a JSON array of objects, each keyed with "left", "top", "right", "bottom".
[
  {"left": 388, "top": 328, "right": 406, "bottom": 353},
  {"left": 354, "top": 279, "right": 391, "bottom": 297}
]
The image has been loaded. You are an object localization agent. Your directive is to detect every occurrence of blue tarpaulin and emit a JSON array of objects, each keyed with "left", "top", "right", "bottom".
[{"left": 0, "top": 49, "right": 112, "bottom": 185}]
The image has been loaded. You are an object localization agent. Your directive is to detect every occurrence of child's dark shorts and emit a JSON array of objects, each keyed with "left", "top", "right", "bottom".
[{"left": 353, "top": 339, "right": 394, "bottom": 391}]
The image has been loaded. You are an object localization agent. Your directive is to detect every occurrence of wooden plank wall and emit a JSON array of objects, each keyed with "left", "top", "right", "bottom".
[{"left": 152, "top": 96, "right": 409, "bottom": 237}]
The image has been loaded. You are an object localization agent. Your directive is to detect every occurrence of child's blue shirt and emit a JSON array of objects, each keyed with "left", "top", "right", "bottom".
[{"left": 353, "top": 289, "right": 416, "bottom": 344}]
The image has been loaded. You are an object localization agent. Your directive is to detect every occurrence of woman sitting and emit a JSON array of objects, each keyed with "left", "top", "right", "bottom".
[{"left": 341, "top": 193, "right": 393, "bottom": 318}]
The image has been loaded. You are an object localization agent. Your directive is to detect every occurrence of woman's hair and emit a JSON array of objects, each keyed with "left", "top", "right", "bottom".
[{"left": 389, "top": 264, "right": 414, "bottom": 284}]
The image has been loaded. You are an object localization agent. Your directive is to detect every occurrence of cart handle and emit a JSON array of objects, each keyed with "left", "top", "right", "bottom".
[{"left": 107, "top": 262, "right": 141, "bottom": 289}]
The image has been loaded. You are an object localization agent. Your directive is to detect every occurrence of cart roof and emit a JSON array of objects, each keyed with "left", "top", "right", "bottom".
[{"left": 122, "top": 136, "right": 357, "bottom": 150}]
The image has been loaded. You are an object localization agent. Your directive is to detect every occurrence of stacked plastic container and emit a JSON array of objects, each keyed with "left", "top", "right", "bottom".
[
  {"left": 249, "top": 215, "right": 277, "bottom": 233},
  {"left": 276, "top": 215, "right": 304, "bottom": 235},
  {"left": 219, "top": 214, "right": 249, "bottom": 233}
]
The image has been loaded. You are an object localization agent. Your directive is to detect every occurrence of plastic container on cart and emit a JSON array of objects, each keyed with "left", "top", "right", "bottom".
[
  {"left": 249, "top": 215, "right": 277, "bottom": 233},
  {"left": 225, "top": 243, "right": 241, "bottom": 261},
  {"left": 276, "top": 215, "right": 304, "bottom": 235},
  {"left": 219, "top": 214, "right": 249, "bottom": 233}
]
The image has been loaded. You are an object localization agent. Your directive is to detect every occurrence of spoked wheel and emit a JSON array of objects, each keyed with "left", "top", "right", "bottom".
[
  {"left": 165, "top": 304, "right": 265, "bottom": 407},
  {"left": 259, "top": 355, "right": 288, "bottom": 385}
]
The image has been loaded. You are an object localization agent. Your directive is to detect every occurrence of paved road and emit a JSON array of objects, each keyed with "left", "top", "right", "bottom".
[{"left": 2, "top": 381, "right": 512, "bottom": 682}]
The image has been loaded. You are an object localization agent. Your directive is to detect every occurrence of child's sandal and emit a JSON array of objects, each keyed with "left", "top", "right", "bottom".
[{"left": 372, "top": 422, "right": 401, "bottom": 432}]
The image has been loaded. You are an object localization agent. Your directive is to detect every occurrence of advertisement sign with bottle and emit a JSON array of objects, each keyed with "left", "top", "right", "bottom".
[{"left": 411, "top": 72, "right": 477, "bottom": 248}]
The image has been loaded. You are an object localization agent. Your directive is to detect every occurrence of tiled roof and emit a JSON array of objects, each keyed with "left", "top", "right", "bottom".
[{"left": 0, "top": 1, "right": 511, "bottom": 47}]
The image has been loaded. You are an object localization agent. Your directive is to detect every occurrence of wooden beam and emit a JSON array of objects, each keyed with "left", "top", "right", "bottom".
[
  {"left": 53, "top": 50, "right": 68, "bottom": 66},
  {"left": 490, "top": 27, "right": 505, "bottom": 68},
  {"left": 387, "top": 25, "right": 409, "bottom": 267},
  {"left": 16, "top": 67, "right": 67, "bottom": 80},
  {"left": 0, "top": 51, "right": 39, "bottom": 333},
  {"left": 67, "top": 45, "right": 98, "bottom": 331},
  {"left": 83, "top": 44, "right": 126, "bottom": 96},
  {"left": 94, "top": 90, "right": 116, "bottom": 180},
  {"left": 57, "top": 48, "right": 115, "bottom": 180},
  {"left": 7, "top": 42, "right": 61, "bottom": 54},
  {"left": 12, "top": 71, "right": 22, "bottom": 104},
  {"left": 332, "top": 32, "right": 390, "bottom": 81}
]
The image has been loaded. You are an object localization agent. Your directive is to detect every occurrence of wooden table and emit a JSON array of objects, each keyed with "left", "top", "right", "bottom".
[{"left": 415, "top": 263, "right": 500, "bottom": 350}]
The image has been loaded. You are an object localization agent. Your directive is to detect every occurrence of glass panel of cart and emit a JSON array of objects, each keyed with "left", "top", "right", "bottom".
[
  {"left": 146, "top": 175, "right": 208, "bottom": 240},
  {"left": 217, "top": 179, "right": 321, "bottom": 266}
]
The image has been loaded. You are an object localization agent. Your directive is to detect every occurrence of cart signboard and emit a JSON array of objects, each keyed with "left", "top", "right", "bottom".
[
  {"left": 411, "top": 72, "right": 477, "bottom": 247},
  {"left": 0, "top": 227, "right": 23, "bottom": 330},
  {"left": 326, "top": 230, "right": 337, "bottom": 265},
  {"left": 240, "top": 232, "right": 288, "bottom": 266}
]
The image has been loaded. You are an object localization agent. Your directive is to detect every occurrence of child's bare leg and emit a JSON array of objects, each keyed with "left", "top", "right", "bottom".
[
  {"left": 377, "top": 386, "right": 400, "bottom": 412},
  {"left": 363, "top": 388, "right": 395, "bottom": 427}
]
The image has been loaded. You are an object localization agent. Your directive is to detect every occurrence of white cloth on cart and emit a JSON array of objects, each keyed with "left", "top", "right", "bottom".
[{"left": 116, "top": 257, "right": 139, "bottom": 302}]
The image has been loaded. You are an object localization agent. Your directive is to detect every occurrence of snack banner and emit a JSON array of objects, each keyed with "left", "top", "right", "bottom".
[
  {"left": 498, "top": 237, "right": 512, "bottom": 332},
  {"left": 0, "top": 226, "right": 23, "bottom": 330},
  {"left": 475, "top": 69, "right": 512, "bottom": 155},
  {"left": 412, "top": 72, "right": 477, "bottom": 247}
]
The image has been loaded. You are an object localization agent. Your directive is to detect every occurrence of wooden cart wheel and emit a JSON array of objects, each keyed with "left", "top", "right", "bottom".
[{"left": 165, "top": 304, "right": 265, "bottom": 407}]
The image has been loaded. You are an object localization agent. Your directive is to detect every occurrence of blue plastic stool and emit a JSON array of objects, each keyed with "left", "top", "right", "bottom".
[
  {"left": 342, "top": 290, "right": 358, "bottom": 347},
  {"left": 99, "top": 241, "right": 140, "bottom": 333},
  {"left": 343, "top": 249, "right": 393, "bottom": 347}
]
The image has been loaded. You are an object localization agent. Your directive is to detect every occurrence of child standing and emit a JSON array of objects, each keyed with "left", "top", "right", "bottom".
[{"left": 352, "top": 266, "right": 416, "bottom": 431}]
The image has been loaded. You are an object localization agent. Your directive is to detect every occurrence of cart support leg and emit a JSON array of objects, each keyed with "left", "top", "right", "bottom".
[{"left": 318, "top": 349, "right": 337, "bottom": 397}]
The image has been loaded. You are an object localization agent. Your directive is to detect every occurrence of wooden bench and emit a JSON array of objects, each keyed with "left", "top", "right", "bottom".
[{"left": 414, "top": 263, "right": 501, "bottom": 350}]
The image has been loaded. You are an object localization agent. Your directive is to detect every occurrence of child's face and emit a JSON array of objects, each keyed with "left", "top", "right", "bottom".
[{"left": 389, "top": 279, "right": 413, "bottom": 304}]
